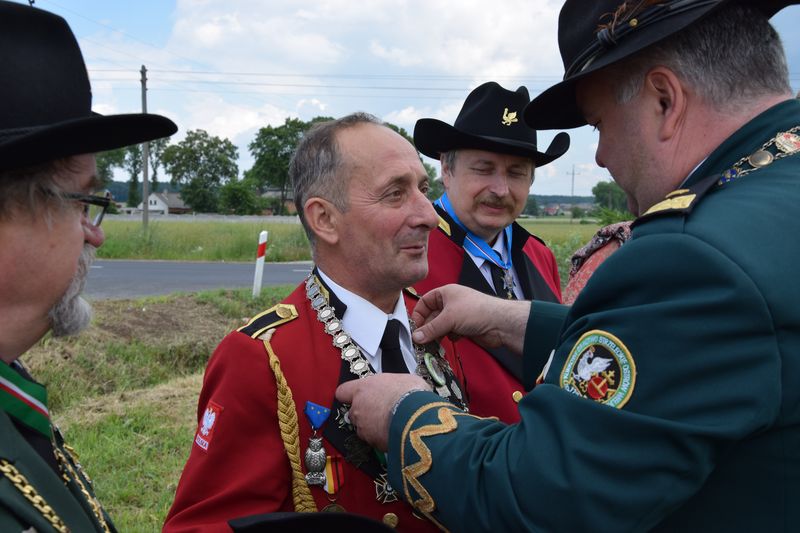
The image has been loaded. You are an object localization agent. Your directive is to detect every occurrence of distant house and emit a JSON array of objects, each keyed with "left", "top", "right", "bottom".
[
  {"left": 260, "top": 187, "right": 297, "bottom": 215},
  {"left": 138, "top": 192, "right": 191, "bottom": 215},
  {"left": 543, "top": 204, "right": 562, "bottom": 216}
]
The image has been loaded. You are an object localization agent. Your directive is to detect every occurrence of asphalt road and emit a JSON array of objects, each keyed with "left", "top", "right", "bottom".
[{"left": 85, "top": 260, "right": 313, "bottom": 300}]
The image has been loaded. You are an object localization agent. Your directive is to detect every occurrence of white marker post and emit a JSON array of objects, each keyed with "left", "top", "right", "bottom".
[{"left": 252, "top": 230, "right": 268, "bottom": 298}]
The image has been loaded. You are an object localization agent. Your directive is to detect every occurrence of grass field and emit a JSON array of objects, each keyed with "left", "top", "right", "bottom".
[
  {"left": 99, "top": 220, "right": 310, "bottom": 262},
  {"left": 27, "top": 287, "right": 295, "bottom": 532},
  {"left": 99, "top": 217, "right": 600, "bottom": 287}
]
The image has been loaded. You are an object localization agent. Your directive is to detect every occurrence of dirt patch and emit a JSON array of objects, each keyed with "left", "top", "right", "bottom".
[
  {"left": 94, "top": 296, "right": 234, "bottom": 345},
  {"left": 55, "top": 373, "right": 204, "bottom": 431},
  {"left": 23, "top": 295, "right": 238, "bottom": 370}
]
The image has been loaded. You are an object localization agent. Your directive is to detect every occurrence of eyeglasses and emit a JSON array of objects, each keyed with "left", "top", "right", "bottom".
[{"left": 63, "top": 190, "right": 112, "bottom": 227}]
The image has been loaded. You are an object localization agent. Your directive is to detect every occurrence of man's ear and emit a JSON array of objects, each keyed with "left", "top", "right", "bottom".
[
  {"left": 304, "top": 197, "right": 340, "bottom": 245},
  {"left": 644, "top": 67, "right": 687, "bottom": 142}
]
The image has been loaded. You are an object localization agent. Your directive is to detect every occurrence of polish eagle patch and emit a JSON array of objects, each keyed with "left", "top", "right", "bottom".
[
  {"left": 194, "top": 400, "right": 223, "bottom": 452},
  {"left": 560, "top": 330, "right": 636, "bottom": 408}
]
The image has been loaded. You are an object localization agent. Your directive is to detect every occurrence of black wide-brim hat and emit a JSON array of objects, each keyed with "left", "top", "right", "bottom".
[
  {"left": 0, "top": 1, "right": 177, "bottom": 172},
  {"left": 229, "top": 511, "right": 396, "bottom": 532},
  {"left": 414, "top": 81, "right": 569, "bottom": 167},
  {"left": 525, "top": 0, "right": 798, "bottom": 130}
]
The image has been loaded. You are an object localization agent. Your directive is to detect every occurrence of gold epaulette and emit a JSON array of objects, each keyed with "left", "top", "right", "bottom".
[
  {"left": 632, "top": 171, "right": 720, "bottom": 229},
  {"left": 237, "top": 303, "right": 298, "bottom": 339},
  {"left": 640, "top": 188, "right": 696, "bottom": 217},
  {"left": 437, "top": 215, "right": 451, "bottom": 237}
]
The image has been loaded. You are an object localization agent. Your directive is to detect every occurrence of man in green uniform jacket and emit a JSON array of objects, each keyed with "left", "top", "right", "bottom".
[
  {"left": 0, "top": 2, "right": 176, "bottom": 531},
  {"left": 337, "top": 0, "right": 800, "bottom": 531}
]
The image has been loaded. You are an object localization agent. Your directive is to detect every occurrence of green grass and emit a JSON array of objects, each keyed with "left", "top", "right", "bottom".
[
  {"left": 518, "top": 219, "right": 600, "bottom": 287},
  {"left": 99, "top": 220, "right": 310, "bottom": 262},
  {"left": 25, "top": 288, "right": 295, "bottom": 532},
  {"left": 96, "top": 219, "right": 601, "bottom": 290}
]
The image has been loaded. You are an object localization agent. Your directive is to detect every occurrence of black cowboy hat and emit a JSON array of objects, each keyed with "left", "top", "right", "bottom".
[
  {"left": 414, "top": 82, "right": 569, "bottom": 167},
  {"left": 0, "top": 1, "right": 177, "bottom": 172},
  {"left": 229, "top": 511, "right": 396, "bottom": 532},
  {"left": 524, "top": 0, "right": 799, "bottom": 130}
]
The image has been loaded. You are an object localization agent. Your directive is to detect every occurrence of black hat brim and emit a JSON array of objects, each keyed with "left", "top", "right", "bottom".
[
  {"left": 229, "top": 511, "right": 396, "bottom": 532},
  {"left": 414, "top": 118, "right": 570, "bottom": 167},
  {"left": 0, "top": 112, "right": 177, "bottom": 172},
  {"left": 524, "top": 0, "right": 796, "bottom": 130}
]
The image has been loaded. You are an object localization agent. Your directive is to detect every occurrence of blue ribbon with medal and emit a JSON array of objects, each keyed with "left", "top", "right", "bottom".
[
  {"left": 435, "top": 193, "right": 516, "bottom": 298},
  {"left": 303, "top": 401, "right": 330, "bottom": 488}
]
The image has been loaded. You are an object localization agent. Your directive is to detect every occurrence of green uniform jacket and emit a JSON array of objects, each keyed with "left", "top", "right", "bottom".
[
  {"left": 388, "top": 99, "right": 800, "bottom": 532},
  {"left": 1, "top": 407, "right": 115, "bottom": 532}
]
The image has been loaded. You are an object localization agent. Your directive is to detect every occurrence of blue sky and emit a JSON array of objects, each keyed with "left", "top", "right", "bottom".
[{"left": 25, "top": 0, "right": 800, "bottom": 196}]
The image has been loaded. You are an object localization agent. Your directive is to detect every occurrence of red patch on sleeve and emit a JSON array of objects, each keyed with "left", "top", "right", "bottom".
[{"left": 194, "top": 400, "right": 223, "bottom": 452}]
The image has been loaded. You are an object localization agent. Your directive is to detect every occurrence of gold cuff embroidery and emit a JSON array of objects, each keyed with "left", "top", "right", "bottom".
[{"left": 399, "top": 402, "right": 481, "bottom": 521}]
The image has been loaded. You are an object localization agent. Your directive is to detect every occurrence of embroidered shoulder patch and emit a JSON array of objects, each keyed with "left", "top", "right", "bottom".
[
  {"left": 559, "top": 330, "right": 636, "bottom": 408},
  {"left": 194, "top": 400, "right": 223, "bottom": 452}
]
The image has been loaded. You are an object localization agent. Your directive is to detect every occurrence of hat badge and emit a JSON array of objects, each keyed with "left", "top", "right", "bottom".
[{"left": 501, "top": 107, "right": 518, "bottom": 126}]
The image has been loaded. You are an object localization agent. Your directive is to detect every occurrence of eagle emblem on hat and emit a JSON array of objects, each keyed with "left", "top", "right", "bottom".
[{"left": 501, "top": 107, "right": 518, "bottom": 126}]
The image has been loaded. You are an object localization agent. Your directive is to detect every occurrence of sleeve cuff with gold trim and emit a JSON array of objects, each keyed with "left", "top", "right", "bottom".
[{"left": 387, "top": 392, "right": 459, "bottom": 513}]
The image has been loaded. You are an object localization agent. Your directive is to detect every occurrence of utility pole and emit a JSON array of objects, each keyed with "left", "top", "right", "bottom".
[
  {"left": 567, "top": 164, "right": 581, "bottom": 223},
  {"left": 567, "top": 164, "right": 581, "bottom": 198},
  {"left": 140, "top": 65, "right": 150, "bottom": 230}
]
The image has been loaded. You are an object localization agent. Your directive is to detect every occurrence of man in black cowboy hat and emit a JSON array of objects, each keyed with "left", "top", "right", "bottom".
[
  {"left": 337, "top": 0, "right": 800, "bottom": 530},
  {"left": 0, "top": 2, "right": 176, "bottom": 531},
  {"left": 413, "top": 81, "right": 569, "bottom": 423}
]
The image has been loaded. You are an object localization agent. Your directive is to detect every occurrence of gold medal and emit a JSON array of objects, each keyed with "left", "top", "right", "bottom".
[
  {"left": 382, "top": 512, "right": 400, "bottom": 528},
  {"left": 747, "top": 150, "right": 773, "bottom": 168},
  {"left": 775, "top": 131, "right": 800, "bottom": 154},
  {"left": 322, "top": 503, "right": 345, "bottom": 512}
]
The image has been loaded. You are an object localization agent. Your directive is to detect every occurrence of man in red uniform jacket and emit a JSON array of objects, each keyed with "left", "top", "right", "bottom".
[
  {"left": 164, "top": 113, "right": 466, "bottom": 533},
  {"left": 413, "top": 82, "right": 569, "bottom": 422}
]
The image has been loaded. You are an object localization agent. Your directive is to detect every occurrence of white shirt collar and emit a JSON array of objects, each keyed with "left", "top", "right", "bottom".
[{"left": 316, "top": 269, "right": 413, "bottom": 369}]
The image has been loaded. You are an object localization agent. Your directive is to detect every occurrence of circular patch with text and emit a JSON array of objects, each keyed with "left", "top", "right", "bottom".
[{"left": 559, "top": 330, "right": 636, "bottom": 409}]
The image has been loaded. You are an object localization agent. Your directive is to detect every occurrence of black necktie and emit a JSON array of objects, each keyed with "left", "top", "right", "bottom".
[
  {"left": 490, "top": 263, "right": 516, "bottom": 300},
  {"left": 380, "top": 319, "right": 408, "bottom": 373}
]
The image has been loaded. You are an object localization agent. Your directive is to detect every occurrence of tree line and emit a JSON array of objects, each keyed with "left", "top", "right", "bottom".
[
  {"left": 99, "top": 117, "right": 440, "bottom": 215},
  {"left": 101, "top": 115, "right": 629, "bottom": 221}
]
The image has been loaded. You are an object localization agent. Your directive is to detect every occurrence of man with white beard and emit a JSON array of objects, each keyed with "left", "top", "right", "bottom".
[{"left": 0, "top": 2, "right": 176, "bottom": 531}]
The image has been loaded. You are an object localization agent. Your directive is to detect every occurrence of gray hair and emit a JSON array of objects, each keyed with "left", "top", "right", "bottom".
[
  {"left": 290, "top": 112, "right": 385, "bottom": 246},
  {"left": 609, "top": 5, "right": 790, "bottom": 110},
  {"left": 0, "top": 160, "right": 70, "bottom": 221},
  {"left": 441, "top": 150, "right": 459, "bottom": 175}
]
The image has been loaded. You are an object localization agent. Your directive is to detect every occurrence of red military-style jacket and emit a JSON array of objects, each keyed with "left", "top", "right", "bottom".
[
  {"left": 414, "top": 206, "right": 561, "bottom": 423},
  {"left": 164, "top": 278, "right": 465, "bottom": 532}
]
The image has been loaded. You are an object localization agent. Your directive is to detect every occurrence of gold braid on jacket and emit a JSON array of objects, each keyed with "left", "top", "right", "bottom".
[{"left": 261, "top": 328, "right": 318, "bottom": 512}]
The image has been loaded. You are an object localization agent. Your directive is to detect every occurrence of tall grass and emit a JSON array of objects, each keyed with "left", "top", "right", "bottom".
[
  {"left": 28, "top": 288, "right": 295, "bottom": 532},
  {"left": 98, "top": 219, "right": 601, "bottom": 282},
  {"left": 517, "top": 219, "right": 600, "bottom": 286},
  {"left": 99, "top": 220, "right": 310, "bottom": 262}
]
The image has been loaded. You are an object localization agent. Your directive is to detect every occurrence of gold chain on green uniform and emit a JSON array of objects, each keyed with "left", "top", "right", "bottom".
[
  {"left": 0, "top": 458, "right": 69, "bottom": 533},
  {"left": 720, "top": 126, "right": 800, "bottom": 184},
  {"left": 54, "top": 448, "right": 111, "bottom": 533}
]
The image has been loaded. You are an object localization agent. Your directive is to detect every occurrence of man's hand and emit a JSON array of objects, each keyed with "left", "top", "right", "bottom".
[
  {"left": 411, "top": 284, "right": 530, "bottom": 355},
  {"left": 335, "top": 374, "right": 431, "bottom": 451}
]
